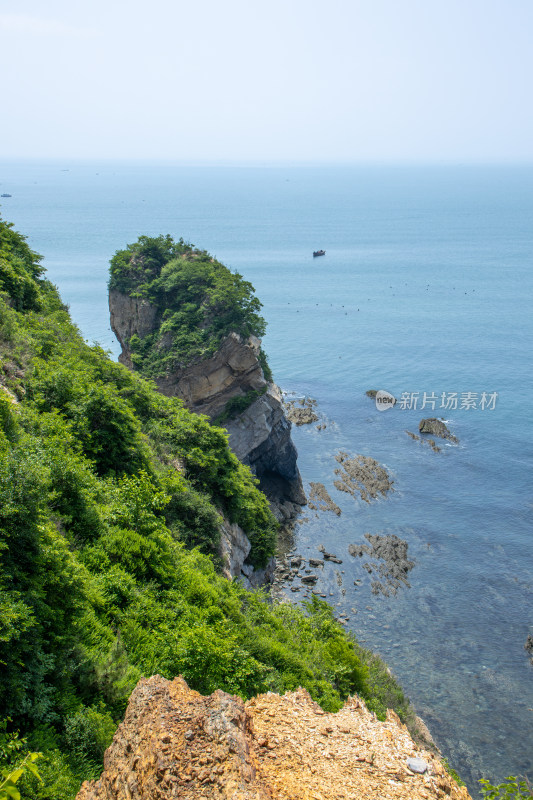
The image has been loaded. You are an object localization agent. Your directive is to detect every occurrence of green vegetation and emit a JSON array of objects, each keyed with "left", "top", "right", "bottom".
[
  {"left": 479, "top": 777, "right": 532, "bottom": 800},
  {"left": 0, "top": 220, "right": 44, "bottom": 312},
  {"left": 213, "top": 385, "right": 268, "bottom": 425},
  {"left": 0, "top": 721, "right": 42, "bottom": 800},
  {"left": 0, "top": 753, "right": 42, "bottom": 800},
  {"left": 441, "top": 758, "right": 466, "bottom": 788},
  {"left": 1, "top": 217, "right": 415, "bottom": 799},
  {"left": 109, "top": 234, "right": 267, "bottom": 377},
  {"left": 258, "top": 348, "right": 273, "bottom": 382}
]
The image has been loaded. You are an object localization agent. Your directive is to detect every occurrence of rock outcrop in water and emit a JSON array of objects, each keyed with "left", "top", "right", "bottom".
[
  {"left": 109, "top": 291, "right": 305, "bottom": 524},
  {"left": 419, "top": 418, "right": 459, "bottom": 443},
  {"left": 308, "top": 482, "right": 341, "bottom": 515},
  {"left": 76, "top": 674, "right": 471, "bottom": 800},
  {"left": 406, "top": 430, "right": 442, "bottom": 453},
  {"left": 333, "top": 451, "right": 394, "bottom": 503},
  {"left": 524, "top": 634, "right": 533, "bottom": 664},
  {"left": 283, "top": 396, "right": 319, "bottom": 426}
]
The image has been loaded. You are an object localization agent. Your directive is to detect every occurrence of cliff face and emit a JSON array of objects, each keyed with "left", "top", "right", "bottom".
[
  {"left": 154, "top": 332, "right": 266, "bottom": 419},
  {"left": 109, "top": 289, "right": 158, "bottom": 370},
  {"left": 219, "top": 519, "right": 276, "bottom": 588},
  {"left": 77, "top": 675, "right": 471, "bottom": 800},
  {"left": 224, "top": 382, "right": 305, "bottom": 519},
  {"left": 110, "top": 289, "right": 305, "bottom": 523}
]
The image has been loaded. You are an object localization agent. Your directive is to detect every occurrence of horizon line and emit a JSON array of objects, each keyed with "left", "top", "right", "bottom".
[{"left": 2, "top": 156, "right": 533, "bottom": 169}]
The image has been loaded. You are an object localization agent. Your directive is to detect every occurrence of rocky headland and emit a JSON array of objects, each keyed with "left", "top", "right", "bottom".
[
  {"left": 2, "top": 217, "right": 483, "bottom": 800},
  {"left": 76, "top": 675, "right": 471, "bottom": 800},
  {"left": 108, "top": 242, "right": 305, "bottom": 534}
]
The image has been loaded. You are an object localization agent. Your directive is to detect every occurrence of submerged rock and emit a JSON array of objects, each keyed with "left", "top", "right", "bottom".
[
  {"left": 525, "top": 634, "right": 533, "bottom": 663},
  {"left": 333, "top": 451, "right": 394, "bottom": 503},
  {"left": 349, "top": 532, "right": 415, "bottom": 596},
  {"left": 406, "top": 431, "right": 441, "bottom": 453},
  {"left": 308, "top": 482, "right": 342, "bottom": 516},
  {"left": 348, "top": 543, "right": 369, "bottom": 558},
  {"left": 323, "top": 551, "right": 343, "bottom": 564}
]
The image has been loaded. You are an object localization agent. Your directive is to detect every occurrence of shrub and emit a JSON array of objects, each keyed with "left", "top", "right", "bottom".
[
  {"left": 0, "top": 394, "right": 18, "bottom": 442},
  {"left": 72, "top": 385, "right": 150, "bottom": 476},
  {"left": 0, "top": 752, "right": 42, "bottom": 800},
  {"left": 213, "top": 386, "right": 267, "bottom": 424},
  {"left": 163, "top": 484, "right": 222, "bottom": 557},
  {"left": 62, "top": 705, "right": 115, "bottom": 764},
  {"left": 479, "top": 777, "right": 532, "bottom": 800},
  {"left": 0, "top": 217, "right": 44, "bottom": 312},
  {"left": 258, "top": 348, "right": 273, "bottom": 382}
]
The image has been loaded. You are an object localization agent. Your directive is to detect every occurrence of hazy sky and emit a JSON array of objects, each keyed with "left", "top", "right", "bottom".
[{"left": 1, "top": 0, "right": 532, "bottom": 162}]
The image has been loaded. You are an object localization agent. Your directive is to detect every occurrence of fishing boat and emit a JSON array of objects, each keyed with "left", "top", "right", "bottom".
[{"left": 313, "top": 250, "right": 326, "bottom": 257}]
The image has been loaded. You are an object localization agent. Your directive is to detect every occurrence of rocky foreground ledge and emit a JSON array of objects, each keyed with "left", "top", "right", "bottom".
[{"left": 77, "top": 675, "right": 470, "bottom": 800}]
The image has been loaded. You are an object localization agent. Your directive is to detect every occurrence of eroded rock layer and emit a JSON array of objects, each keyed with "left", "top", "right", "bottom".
[
  {"left": 152, "top": 332, "right": 267, "bottom": 420},
  {"left": 77, "top": 675, "right": 471, "bottom": 800}
]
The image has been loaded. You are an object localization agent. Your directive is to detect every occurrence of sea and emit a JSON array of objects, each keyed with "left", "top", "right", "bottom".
[{"left": 1, "top": 160, "right": 532, "bottom": 796}]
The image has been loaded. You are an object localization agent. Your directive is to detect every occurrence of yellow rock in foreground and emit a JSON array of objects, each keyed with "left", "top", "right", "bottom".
[{"left": 77, "top": 675, "right": 471, "bottom": 800}]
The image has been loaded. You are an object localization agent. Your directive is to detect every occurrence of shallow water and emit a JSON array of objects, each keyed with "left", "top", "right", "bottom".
[{"left": 1, "top": 160, "right": 532, "bottom": 795}]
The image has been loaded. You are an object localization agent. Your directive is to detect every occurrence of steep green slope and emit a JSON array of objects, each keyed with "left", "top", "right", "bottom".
[{"left": 0, "top": 217, "right": 412, "bottom": 800}]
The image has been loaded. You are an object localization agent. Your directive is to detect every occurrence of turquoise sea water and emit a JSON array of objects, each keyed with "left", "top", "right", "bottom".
[{"left": 1, "top": 161, "right": 532, "bottom": 794}]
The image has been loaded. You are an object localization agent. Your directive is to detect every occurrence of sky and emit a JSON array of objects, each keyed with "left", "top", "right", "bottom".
[{"left": 1, "top": 0, "right": 532, "bottom": 163}]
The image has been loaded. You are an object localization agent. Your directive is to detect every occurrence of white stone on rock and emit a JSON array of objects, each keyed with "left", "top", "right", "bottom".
[{"left": 407, "top": 757, "right": 428, "bottom": 774}]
